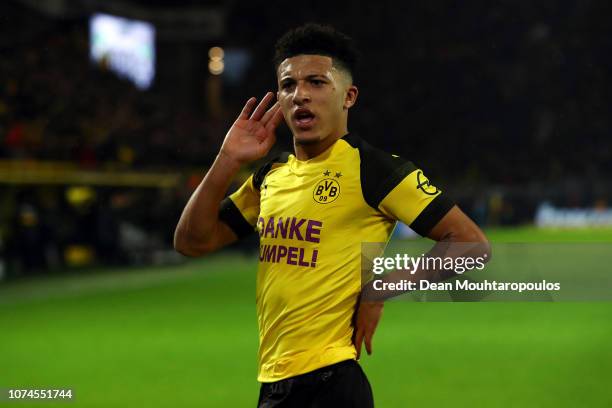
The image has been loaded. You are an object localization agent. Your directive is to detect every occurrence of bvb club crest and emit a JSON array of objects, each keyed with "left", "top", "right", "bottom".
[{"left": 313, "top": 178, "right": 340, "bottom": 204}]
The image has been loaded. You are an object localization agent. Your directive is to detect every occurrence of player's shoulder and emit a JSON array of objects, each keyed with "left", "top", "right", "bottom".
[
  {"left": 342, "top": 134, "right": 418, "bottom": 209},
  {"left": 342, "top": 134, "right": 417, "bottom": 174},
  {"left": 252, "top": 151, "right": 291, "bottom": 190}
]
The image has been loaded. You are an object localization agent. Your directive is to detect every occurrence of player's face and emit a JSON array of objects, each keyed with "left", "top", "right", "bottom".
[{"left": 277, "top": 55, "right": 355, "bottom": 145}]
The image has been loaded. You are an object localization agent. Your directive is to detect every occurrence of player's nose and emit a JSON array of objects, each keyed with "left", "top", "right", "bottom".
[{"left": 292, "top": 81, "right": 311, "bottom": 105}]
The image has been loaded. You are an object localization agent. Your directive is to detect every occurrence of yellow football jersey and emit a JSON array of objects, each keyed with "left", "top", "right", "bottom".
[{"left": 219, "top": 134, "right": 454, "bottom": 382}]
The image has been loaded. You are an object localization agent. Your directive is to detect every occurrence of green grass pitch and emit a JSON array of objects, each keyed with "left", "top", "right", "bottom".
[{"left": 1, "top": 227, "right": 612, "bottom": 407}]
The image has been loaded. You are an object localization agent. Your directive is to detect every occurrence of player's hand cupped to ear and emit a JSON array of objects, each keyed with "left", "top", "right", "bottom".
[
  {"left": 220, "top": 92, "right": 285, "bottom": 166},
  {"left": 353, "top": 300, "right": 384, "bottom": 360}
]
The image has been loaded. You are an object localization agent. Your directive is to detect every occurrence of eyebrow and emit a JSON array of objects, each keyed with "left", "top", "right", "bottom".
[{"left": 280, "top": 74, "right": 328, "bottom": 82}]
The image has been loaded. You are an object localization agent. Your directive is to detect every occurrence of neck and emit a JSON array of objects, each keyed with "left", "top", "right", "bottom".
[{"left": 293, "top": 128, "right": 348, "bottom": 161}]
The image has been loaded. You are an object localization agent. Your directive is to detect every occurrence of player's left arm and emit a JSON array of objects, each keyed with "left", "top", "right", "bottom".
[
  {"left": 354, "top": 205, "right": 490, "bottom": 359},
  {"left": 372, "top": 162, "right": 492, "bottom": 290},
  {"left": 354, "top": 157, "right": 491, "bottom": 359}
]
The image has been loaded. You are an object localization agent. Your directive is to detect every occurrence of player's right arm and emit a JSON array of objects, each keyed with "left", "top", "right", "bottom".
[{"left": 173, "top": 92, "right": 284, "bottom": 257}]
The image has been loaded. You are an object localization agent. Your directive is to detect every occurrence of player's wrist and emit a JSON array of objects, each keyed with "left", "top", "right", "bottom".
[{"left": 217, "top": 149, "right": 245, "bottom": 171}]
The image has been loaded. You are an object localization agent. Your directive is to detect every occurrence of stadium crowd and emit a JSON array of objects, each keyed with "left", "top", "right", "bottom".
[{"left": 2, "top": 2, "right": 610, "bottom": 178}]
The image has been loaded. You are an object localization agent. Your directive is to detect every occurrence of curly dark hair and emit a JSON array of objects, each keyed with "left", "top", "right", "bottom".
[{"left": 273, "top": 23, "right": 359, "bottom": 78}]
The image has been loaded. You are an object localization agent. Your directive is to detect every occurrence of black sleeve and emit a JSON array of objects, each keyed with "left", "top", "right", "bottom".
[
  {"left": 218, "top": 197, "right": 255, "bottom": 239},
  {"left": 409, "top": 194, "right": 455, "bottom": 236},
  {"left": 218, "top": 152, "right": 291, "bottom": 239}
]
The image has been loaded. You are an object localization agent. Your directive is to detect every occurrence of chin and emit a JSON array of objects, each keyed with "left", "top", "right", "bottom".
[{"left": 293, "top": 131, "right": 322, "bottom": 145}]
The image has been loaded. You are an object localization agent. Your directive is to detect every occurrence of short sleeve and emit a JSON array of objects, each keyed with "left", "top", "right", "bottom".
[
  {"left": 343, "top": 134, "right": 454, "bottom": 237},
  {"left": 218, "top": 152, "right": 291, "bottom": 240},
  {"left": 378, "top": 167, "right": 455, "bottom": 236},
  {"left": 219, "top": 175, "right": 260, "bottom": 239}
]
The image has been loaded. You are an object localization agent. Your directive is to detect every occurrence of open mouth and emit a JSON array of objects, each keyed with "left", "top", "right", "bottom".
[{"left": 293, "top": 108, "right": 315, "bottom": 129}]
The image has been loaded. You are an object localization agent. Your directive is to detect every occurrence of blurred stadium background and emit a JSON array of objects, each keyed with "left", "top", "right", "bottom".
[{"left": 1, "top": 1, "right": 611, "bottom": 407}]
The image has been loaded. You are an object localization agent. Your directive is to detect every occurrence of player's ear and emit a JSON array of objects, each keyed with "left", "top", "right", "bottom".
[{"left": 344, "top": 85, "right": 358, "bottom": 109}]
